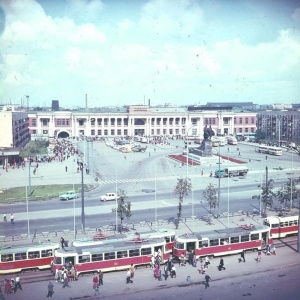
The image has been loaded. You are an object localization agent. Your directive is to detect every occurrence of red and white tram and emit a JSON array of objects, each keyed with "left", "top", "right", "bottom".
[
  {"left": 0, "top": 242, "right": 59, "bottom": 275},
  {"left": 264, "top": 215, "right": 299, "bottom": 238},
  {"left": 173, "top": 225, "right": 272, "bottom": 259},
  {"left": 52, "top": 238, "right": 168, "bottom": 275}
]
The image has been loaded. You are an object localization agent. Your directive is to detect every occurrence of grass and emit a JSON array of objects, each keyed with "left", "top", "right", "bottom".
[{"left": 0, "top": 184, "right": 90, "bottom": 203}]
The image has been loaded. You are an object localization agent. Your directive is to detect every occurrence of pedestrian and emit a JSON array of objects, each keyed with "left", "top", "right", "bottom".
[
  {"left": 170, "top": 265, "right": 176, "bottom": 278},
  {"left": 218, "top": 257, "right": 226, "bottom": 271},
  {"left": 129, "top": 264, "right": 135, "bottom": 279},
  {"left": 204, "top": 274, "right": 211, "bottom": 289},
  {"left": 47, "top": 281, "right": 54, "bottom": 297},
  {"left": 15, "top": 275, "right": 22, "bottom": 291},
  {"left": 65, "top": 166, "right": 67, "bottom": 172},
  {"left": 271, "top": 244, "right": 276, "bottom": 255},
  {"left": 4, "top": 279, "right": 11, "bottom": 295},
  {"left": 93, "top": 274, "right": 99, "bottom": 290},
  {"left": 62, "top": 272, "right": 70, "bottom": 288},
  {"left": 60, "top": 237, "right": 65, "bottom": 250},
  {"left": 126, "top": 269, "right": 133, "bottom": 284},
  {"left": 267, "top": 244, "right": 271, "bottom": 255},
  {"left": 94, "top": 284, "right": 100, "bottom": 297},
  {"left": 163, "top": 264, "right": 168, "bottom": 281},
  {"left": 10, "top": 214, "right": 14, "bottom": 225},
  {"left": 98, "top": 270, "right": 103, "bottom": 285},
  {"left": 240, "top": 250, "right": 246, "bottom": 262},
  {"left": 256, "top": 250, "right": 262, "bottom": 262},
  {"left": 238, "top": 152, "right": 241, "bottom": 156},
  {"left": 204, "top": 256, "right": 210, "bottom": 269},
  {"left": 3, "top": 213, "right": 7, "bottom": 222}
]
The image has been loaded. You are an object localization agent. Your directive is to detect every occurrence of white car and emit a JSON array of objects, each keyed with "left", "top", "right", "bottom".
[
  {"left": 60, "top": 190, "right": 79, "bottom": 201},
  {"left": 99, "top": 192, "right": 118, "bottom": 202}
]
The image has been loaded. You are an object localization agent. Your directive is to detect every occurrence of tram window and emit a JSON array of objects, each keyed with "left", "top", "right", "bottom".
[
  {"left": 271, "top": 224, "right": 279, "bottom": 228},
  {"left": 165, "top": 237, "right": 170, "bottom": 243},
  {"left": 198, "top": 240, "right": 208, "bottom": 248},
  {"left": 1, "top": 254, "right": 13, "bottom": 262},
  {"left": 176, "top": 242, "right": 185, "bottom": 250},
  {"left": 241, "top": 235, "right": 249, "bottom": 242},
  {"left": 141, "top": 247, "right": 151, "bottom": 255},
  {"left": 78, "top": 255, "right": 90, "bottom": 263},
  {"left": 209, "top": 239, "right": 219, "bottom": 246},
  {"left": 230, "top": 236, "right": 239, "bottom": 244},
  {"left": 104, "top": 252, "right": 115, "bottom": 260},
  {"left": 171, "top": 235, "right": 175, "bottom": 241},
  {"left": 54, "top": 257, "right": 62, "bottom": 264},
  {"left": 15, "top": 252, "right": 27, "bottom": 260},
  {"left": 220, "top": 238, "right": 229, "bottom": 245},
  {"left": 117, "top": 250, "right": 128, "bottom": 258},
  {"left": 294, "top": 220, "right": 298, "bottom": 226},
  {"left": 280, "top": 222, "right": 284, "bottom": 227},
  {"left": 92, "top": 253, "right": 103, "bottom": 262},
  {"left": 250, "top": 233, "right": 259, "bottom": 241},
  {"left": 129, "top": 249, "right": 140, "bottom": 257},
  {"left": 41, "top": 250, "right": 52, "bottom": 257},
  {"left": 28, "top": 251, "right": 40, "bottom": 259},
  {"left": 289, "top": 221, "right": 293, "bottom": 226}
]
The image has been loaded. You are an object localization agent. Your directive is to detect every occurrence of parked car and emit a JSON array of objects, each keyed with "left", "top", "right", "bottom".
[
  {"left": 59, "top": 190, "right": 79, "bottom": 201},
  {"left": 99, "top": 192, "right": 119, "bottom": 202}
]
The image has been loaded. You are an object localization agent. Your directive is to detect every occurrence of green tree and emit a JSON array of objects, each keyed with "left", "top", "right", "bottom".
[
  {"left": 255, "top": 129, "right": 266, "bottom": 141},
  {"left": 252, "top": 179, "right": 276, "bottom": 210},
  {"left": 111, "top": 189, "right": 131, "bottom": 232},
  {"left": 174, "top": 178, "right": 192, "bottom": 218},
  {"left": 276, "top": 178, "right": 300, "bottom": 208},
  {"left": 203, "top": 183, "right": 218, "bottom": 213}
]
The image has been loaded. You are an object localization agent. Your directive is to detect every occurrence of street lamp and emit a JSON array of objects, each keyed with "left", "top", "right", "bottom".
[
  {"left": 79, "top": 162, "right": 85, "bottom": 233},
  {"left": 217, "top": 143, "right": 221, "bottom": 217}
]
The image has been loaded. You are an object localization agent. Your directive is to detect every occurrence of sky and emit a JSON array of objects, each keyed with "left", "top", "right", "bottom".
[{"left": 0, "top": 0, "right": 300, "bottom": 108}]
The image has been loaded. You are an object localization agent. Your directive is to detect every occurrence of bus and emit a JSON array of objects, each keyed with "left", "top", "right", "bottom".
[
  {"left": 264, "top": 215, "right": 298, "bottom": 238},
  {"left": 258, "top": 145, "right": 283, "bottom": 156},
  {"left": 52, "top": 238, "right": 168, "bottom": 275},
  {"left": 0, "top": 242, "right": 59, "bottom": 275},
  {"left": 173, "top": 225, "right": 272, "bottom": 260}
]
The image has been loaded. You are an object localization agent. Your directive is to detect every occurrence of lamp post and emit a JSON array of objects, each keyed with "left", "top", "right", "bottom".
[
  {"left": 25, "top": 186, "right": 30, "bottom": 240},
  {"left": 80, "top": 162, "right": 85, "bottom": 233},
  {"left": 217, "top": 143, "right": 221, "bottom": 217}
]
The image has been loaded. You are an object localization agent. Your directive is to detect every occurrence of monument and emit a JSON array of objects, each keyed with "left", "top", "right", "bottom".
[{"left": 191, "top": 125, "right": 214, "bottom": 156}]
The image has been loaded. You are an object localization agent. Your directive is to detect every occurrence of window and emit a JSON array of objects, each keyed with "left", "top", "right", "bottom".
[
  {"left": 117, "top": 118, "right": 122, "bottom": 126},
  {"left": 220, "top": 238, "right": 229, "bottom": 245},
  {"left": 250, "top": 233, "right": 259, "bottom": 241},
  {"left": 32, "top": 130, "right": 36, "bottom": 134},
  {"left": 92, "top": 253, "right": 103, "bottom": 262},
  {"left": 129, "top": 249, "right": 140, "bottom": 257},
  {"left": 241, "top": 235, "right": 249, "bottom": 242},
  {"left": 117, "top": 130, "right": 121, "bottom": 135},
  {"left": 104, "top": 119, "right": 108, "bottom": 126},
  {"left": 104, "top": 252, "right": 115, "bottom": 260},
  {"left": 239, "top": 118, "right": 242, "bottom": 124},
  {"left": 104, "top": 130, "right": 108, "bottom": 136},
  {"left": 54, "top": 257, "right": 61, "bottom": 264},
  {"left": 289, "top": 221, "right": 294, "bottom": 226},
  {"left": 271, "top": 223, "right": 279, "bottom": 228},
  {"left": 175, "top": 242, "right": 185, "bottom": 250},
  {"left": 245, "top": 118, "right": 248, "bottom": 124},
  {"left": 234, "top": 118, "right": 236, "bottom": 124},
  {"left": 97, "top": 130, "right": 102, "bottom": 135},
  {"left": 251, "top": 117, "right": 255, "bottom": 124},
  {"left": 245, "top": 128, "right": 248, "bottom": 133},
  {"left": 124, "top": 129, "right": 128, "bottom": 135},
  {"left": 1, "top": 254, "right": 13, "bottom": 262},
  {"left": 230, "top": 236, "right": 239, "bottom": 244},
  {"left": 239, "top": 128, "right": 242, "bottom": 133},
  {"left": 209, "top": 239, "right": 219, "bottom": 246},
  {"left": 78, "top": 255, "right": 90, "bottom": 263},
  {"left": 41, "top": 249, "right": 52, "bottom": 257},
  {"left": 79, "top": 119, "right": 84, "bottom": 126},
  {"left": 294, "top": 220, "right": 298, "bottom": 226},
  {"left": 32, "top": 119, "right": 37, "bottom": 126},
  {"left": 91, "top": 119, "right": 95, "bottom": 126},
  {"left": 198, "top": 240, "right": 208, "bottom": 248},
  {"left": 28, "top": 251, "right": 40, "bottom": 259},
  {"left": 111, "top": 130, "right": 115, "bottom": 136},
  {"left": 15, "top": 252, "right": 27, "bottom": 260},
  {"left": 97, "top": 118, "right": 102, "bottom": 126},
  {"left": 42, "top": 119, "right": 48, "bottom": 126},
  {"left": 111, "top": 119, "right": 115, "bottom": 126},
  {"left": 141, "top": 247, "right": 152, "bottom": 255},
  {"left": 117, "top": 250, "right": 128, "bottom": 258},
  {"left": 43, "top": 130, "right": 48, "bottom": 134},
  {"left": 91, "top": 130, "right": 95, "bottom": 136}
]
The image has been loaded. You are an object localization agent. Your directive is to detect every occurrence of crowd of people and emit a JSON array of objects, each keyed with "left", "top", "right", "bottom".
[{"left": 3, "top": 275, "right": 22, "bottom": 295}]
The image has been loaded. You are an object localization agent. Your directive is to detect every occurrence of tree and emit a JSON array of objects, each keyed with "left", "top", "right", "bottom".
[
  {"left": 276, "top": 178, "right": 300, "bottom": 208},
  {"left": 203, "top": 183, "right": 218, "bottom": 213},
  {"left": 252, "top": 179, "right": 276, "bottom": 210},
  {"left": 255, "top": 129, "right": 266, "bottom": 141},
  {"left": 111, "top": 189, "right": 131, "bottom": 232},
  {"left": 174, "top": 178, "right": 192, "bottom": 219}
]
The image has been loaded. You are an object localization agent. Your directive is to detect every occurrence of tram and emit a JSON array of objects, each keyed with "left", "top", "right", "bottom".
[
  {"left": 264, "top": 215, "right": 299, "bottom": 238},
  {"left": 52, "top": 238, "right": 168, "bottom": 275},
  {"left": 173, "top": 225, "right": 271, "bottom": 259},
  {"left": 0, "top": 242, "right": 59, "bottom": 275}
]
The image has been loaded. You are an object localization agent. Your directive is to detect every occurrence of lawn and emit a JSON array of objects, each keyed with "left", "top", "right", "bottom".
[{"left": 0, "top": 184, "right": 90, "bottom": 203}]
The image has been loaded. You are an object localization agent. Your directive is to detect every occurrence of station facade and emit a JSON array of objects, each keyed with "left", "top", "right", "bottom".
[{"left": 27, "top": 105, "right": 257, "bottom": 140}]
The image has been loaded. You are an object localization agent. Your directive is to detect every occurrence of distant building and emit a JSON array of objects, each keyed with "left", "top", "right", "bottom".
[
  {"left": 52, "top": 100, "right": 59, "bottom": 111},
  {"left": 256, "top": 109, "right": 300, "bottom": 142}
]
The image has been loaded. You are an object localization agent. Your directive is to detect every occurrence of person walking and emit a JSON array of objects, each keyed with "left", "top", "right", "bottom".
[
  {"left": 204, "top": 256, "right": 210, "bottom": 269},
  {"left": 47, "top": 281, "right": 54, "bottom": 297},
  {"left": 240, "top": 250, "right": 246, "bottom": 262},
  {"left": 15, "top": 275, "right": 22, "bottom": 291},
  {"left": 129, "top": 264, "right": 135, "bottom": 279},
  {"left": 92, "top": 274, "right": 99, "bottom": 290},
  {"left": 256, "top": 250, "right": 262, "bottom": 262},
  {"left": 60, "top": 237, "right": 65, "bottom": 250},
  {"left": 163, "top": 264, "right": 168, "bottom": 281},
  {"left": 10, "top": 214, "right": 14, "bottom": 225},
  {"left": 126, "top": 269, "right": 133, "bottom": 284},
  {"left": 218, "top": 257, "right": 226, "bottom": 271},
  {"left": 98, "top": 270, "right": 103, "bottom": 285},
  {"left": 204, "top": 274, "right": 211, "bottom": 289}
]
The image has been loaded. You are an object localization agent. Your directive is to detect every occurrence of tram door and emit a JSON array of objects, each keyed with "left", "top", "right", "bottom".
[
  {"left": 186, "top": 242, "right": 196, "bottom": 252},
  {"left": 64, "top": 256, "right": 75, "bottom": 267}
]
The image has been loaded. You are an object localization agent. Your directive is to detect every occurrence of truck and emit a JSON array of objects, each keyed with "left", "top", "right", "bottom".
[{"left": 215, "top": 166, "right": 249, "bottom": 178}]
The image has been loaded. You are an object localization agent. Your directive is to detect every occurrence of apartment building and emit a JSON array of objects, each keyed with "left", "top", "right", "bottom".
[
  {"left": 28, "top": 105, "right": 257, "bottom": 140},
  {"left": 256, "top": 109, "right": 300, "bottom": 143}
]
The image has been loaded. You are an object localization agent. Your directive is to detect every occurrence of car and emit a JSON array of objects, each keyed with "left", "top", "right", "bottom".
[
  {"left": 59, "top": 190, "right": 79, "bottom": 201},
  {"left": 99, "top": 192, "right": 119, "bottom": 202}
]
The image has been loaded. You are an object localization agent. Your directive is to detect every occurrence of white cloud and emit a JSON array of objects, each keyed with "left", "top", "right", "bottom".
[{"left": 292, "top": 7, "right": 300, "bottom": 23}]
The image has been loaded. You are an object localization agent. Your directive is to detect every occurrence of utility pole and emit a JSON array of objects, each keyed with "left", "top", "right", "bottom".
[
  {"left": 217, "top": 144, "right": 221, "bottom": 217},
  {"left": 80, "top": 162, "right": 85, "bottom": 233}
]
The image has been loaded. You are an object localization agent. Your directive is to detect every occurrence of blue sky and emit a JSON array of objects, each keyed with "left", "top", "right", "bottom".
[{"left": 0, "top": 0, "right": 299, "bottom": 108}]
